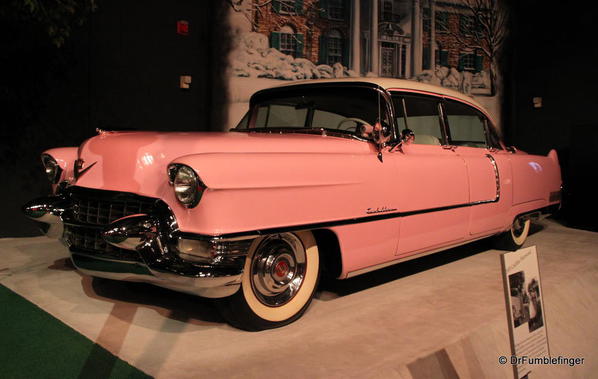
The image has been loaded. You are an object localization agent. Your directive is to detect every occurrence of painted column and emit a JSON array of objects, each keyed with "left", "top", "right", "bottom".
[
  {"left": 371, "top": 0, "right": 379, "bottom": 75},
  {"left": 412, "top": 0, "right": 422, "bottom": 76},
  {"left": 352, "top": 0, "right": 361, "bottom": 74}
]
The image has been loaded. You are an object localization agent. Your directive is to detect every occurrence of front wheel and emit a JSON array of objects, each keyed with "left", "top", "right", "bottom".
[
  {"left": 494, "top": 216, "right": 531, "bottom": 251},
  {"left": 217, "top": 231, "right": 320, "bottom": 331}
]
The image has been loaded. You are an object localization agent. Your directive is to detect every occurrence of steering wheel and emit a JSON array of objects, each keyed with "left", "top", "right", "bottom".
[{"left": 336, "top": 117, "right": 371, "bottom": 132}]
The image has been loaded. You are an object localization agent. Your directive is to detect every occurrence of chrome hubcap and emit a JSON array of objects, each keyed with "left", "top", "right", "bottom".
[{"left": 250, "top": 234, "right": 306, "bottom": 307}]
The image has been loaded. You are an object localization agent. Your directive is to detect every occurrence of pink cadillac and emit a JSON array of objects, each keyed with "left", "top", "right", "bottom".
[{"left": 23, "top": 78, "right": 562, "bottom": 330}]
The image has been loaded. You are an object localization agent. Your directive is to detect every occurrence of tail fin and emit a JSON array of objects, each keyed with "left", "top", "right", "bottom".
[{"left": 547, "top": 149, "right": 559, "bottom": 164}]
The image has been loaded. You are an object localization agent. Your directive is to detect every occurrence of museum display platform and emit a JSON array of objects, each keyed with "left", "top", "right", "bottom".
[{"left": 1, "top": 219, "right": 596, "bottom": 378}]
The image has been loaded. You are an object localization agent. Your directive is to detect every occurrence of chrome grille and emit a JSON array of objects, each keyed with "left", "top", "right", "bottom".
[
  {"left": 65, "top": 225, "right": 141, "bottom": 262},
  {"left": 64, "top": 187, "right": 159, "bottom": 262},
  {"left": 72, "top": 194, "right": 156, "bottom": 225}
]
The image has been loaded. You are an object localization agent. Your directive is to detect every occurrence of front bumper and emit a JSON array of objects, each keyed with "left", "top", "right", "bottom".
[{"left": 22, "top": 187, "right": 254, "bottom": 298}]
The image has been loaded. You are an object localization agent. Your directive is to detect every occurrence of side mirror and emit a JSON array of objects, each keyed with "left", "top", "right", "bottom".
[
  {"left": 373, "top": 121, "right": 391, "bottom": 146},
  {"left": 358, "top": 121, "right": 392, "bottom": 162}
]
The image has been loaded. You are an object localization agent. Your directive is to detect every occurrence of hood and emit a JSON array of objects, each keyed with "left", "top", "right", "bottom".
[{"left": 74, "top": 131, "right": 371, "bottom": 198}]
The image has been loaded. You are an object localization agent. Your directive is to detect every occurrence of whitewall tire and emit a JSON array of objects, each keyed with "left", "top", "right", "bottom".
[
  {"left": 494, "top": 216, "right": 531, "bottom": 251},
  {"left": 217, "top": 231, "right": 320, "bottom": 331}
]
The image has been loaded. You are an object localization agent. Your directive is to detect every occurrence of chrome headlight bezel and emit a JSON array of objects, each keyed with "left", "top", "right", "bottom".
[
  {"left": 41, "top": 154, "right": 62, "bottom": 184},
  {"left": 167, "top": 164, "right": 205, "bottom": 208}
]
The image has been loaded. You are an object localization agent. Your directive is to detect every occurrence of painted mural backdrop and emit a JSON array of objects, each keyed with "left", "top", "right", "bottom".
[{"left": 226, "top": 0, "right": 507, "bottom": 129}]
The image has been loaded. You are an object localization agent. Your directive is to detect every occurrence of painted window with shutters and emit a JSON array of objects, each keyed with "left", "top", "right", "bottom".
[
  {"left": 423, "top": 45, "right": 431, "bottom": 70},
  {"left": 326, "top": 30, "right": 343, "bottom": 65},
  {"left": 458, "top": 51, "right": 475, "bottom": 71},
  {"left": 382, "top": 0, "right": 393, "bottom": 22},
  {"left": 459, "top": 15, "right": 474, "bottom": 36},
  {"left": 458, "top": 50, "right": 483, "bottom": 72},
  {"left": 435, "top": 11, "right": 448, "bottom": 33},
  {"left": 435, "top": 43, "right": 449, "bottom": 67},
  {"left": 273, "top": 0, "right": 300, "bottom": 15},
  {"left": 422, "top": 7, "right": 431, "bottom": 33},
  {"left": 319, "top": 29, "right": 346, "bottom": 66},
  {"left": 272, "top": 25, "right": 303, "bottom": 58},
  {"left": 328, "top": 0, "right": 345, "bottom": 20}
]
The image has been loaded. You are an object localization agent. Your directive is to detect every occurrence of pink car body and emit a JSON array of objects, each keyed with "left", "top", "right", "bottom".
[{"left": 24, "top": 78, "right": 562, "bottom": 330}]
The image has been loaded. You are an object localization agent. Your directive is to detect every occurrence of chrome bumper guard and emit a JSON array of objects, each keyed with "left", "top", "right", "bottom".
[{"left": 23, "top": 193, "right": 254, "bottom": 298}]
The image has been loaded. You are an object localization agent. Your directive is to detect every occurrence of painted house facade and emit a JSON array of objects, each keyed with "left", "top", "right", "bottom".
[{"left": 250, "top": 0, "right": 489, "bottom": 79}]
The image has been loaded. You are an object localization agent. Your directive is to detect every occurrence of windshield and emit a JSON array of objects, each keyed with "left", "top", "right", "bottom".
[{"left": 234, "top": 86, "right": 389, "bottom": 138}]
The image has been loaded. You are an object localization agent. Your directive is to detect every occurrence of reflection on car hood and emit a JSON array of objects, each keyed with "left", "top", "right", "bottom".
[{"left": 73, "top": 131, "right": 371, "bottom": 198}]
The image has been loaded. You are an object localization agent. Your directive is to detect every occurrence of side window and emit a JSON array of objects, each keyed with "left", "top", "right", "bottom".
[
  {"left": 393, "top": 94, "right": 443, "bottom": 145},
  {"left": 443, "top": 100, "right": 487, "bottom": 148},
  {"left": 235, "top": 111, "right": 250, "bottom": 130}
]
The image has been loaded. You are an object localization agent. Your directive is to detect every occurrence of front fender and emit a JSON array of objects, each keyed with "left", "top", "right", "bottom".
[
  {"left": 171, "top": 152, "right": 368, "bottom": 190},
  {"left": 169, "top": 151, "right": 396, "bottom": 236}
]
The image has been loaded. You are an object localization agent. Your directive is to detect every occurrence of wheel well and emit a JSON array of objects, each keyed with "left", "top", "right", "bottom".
[{"left": 312, "top": 229, "right": 342, "bottom": 279}]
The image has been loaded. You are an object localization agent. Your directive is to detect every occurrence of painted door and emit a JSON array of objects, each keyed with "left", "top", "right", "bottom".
[
  {"left": 390, "top": 93, "right": 470, "bottom": 257},
  {"left": 442, "top": 99, "right": 511, "bottom": 235}
]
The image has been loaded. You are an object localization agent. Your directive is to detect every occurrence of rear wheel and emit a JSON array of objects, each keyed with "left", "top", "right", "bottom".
[
  {"left": 494, "top": 216, "right": 531, "bottom": 251},
  {"left": 217, "top": 231, "right": 320, "bottom": 331}
]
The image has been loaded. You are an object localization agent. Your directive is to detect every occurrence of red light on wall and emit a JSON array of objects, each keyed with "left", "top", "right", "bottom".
[{"left": 177, "top": 20, "right": 189, "bottom": 36}]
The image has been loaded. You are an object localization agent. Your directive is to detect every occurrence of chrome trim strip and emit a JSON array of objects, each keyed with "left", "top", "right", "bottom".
[
  {"left": 183, "top": 199, "right": 502, "bottom": 240},
  {"left": 486, "top": 154, "right": 500, "bottom": 202}
]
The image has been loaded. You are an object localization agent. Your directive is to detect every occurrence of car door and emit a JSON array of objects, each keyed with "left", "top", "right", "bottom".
[
  {"left": 442, "top": 99, "right": 510, "bottom": 236},
  {"left": 390, "top": 93, "right": 470, "bottom": 257}
]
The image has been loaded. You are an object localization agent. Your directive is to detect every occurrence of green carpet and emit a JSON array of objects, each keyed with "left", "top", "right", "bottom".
[{"left": 0, "top": 285, "right": 151, "bottom": 379}]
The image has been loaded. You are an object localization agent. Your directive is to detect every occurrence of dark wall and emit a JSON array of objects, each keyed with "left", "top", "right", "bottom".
[
  {"left": 0, "top": 0, "right": 230, "bottom": 237},
  {"left": 504, "top": 1, "right": 598, "bottom": 230}
]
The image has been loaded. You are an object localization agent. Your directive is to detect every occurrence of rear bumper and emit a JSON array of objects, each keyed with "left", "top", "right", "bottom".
[{"left": 22, "top": 188, "right": 254, "bottom": 298}]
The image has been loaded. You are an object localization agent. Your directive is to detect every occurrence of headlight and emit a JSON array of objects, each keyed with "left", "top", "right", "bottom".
[
  {"left": 168, "top": 164, "right": 204, "bottom": 208},
  {"left": 41, "top": 154, "right": 62, "bottom": 184}
]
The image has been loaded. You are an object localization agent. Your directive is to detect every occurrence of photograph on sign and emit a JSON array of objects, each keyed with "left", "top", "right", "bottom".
[{"left": 501, "top": 246, "right": 549, "bottom": 378}]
